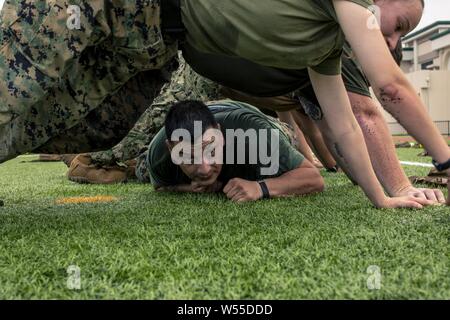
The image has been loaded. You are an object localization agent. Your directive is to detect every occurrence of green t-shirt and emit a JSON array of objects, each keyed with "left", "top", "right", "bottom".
[
  {"left": 291, "top": 44, "right": 371, "bottom": 118},
  {"left": 182, "top": 42, "right": 371, "bottom": 99},
  {"left": 181, "top": 0, "right": 373, "bottom": 75},
  {"left": 147, "top": 101, "right": 305, "bottom": 186},
  {"left": 341, "top": 44, "right": 371, "bottom": 97}
]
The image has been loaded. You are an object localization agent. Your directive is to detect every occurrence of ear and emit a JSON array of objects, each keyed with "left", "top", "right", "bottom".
[{"left": 216, "top": 123, "right": 221, "bottom": 131}]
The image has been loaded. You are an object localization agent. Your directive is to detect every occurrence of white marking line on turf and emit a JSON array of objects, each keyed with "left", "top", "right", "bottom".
[{"left": 400, "top": 161, "right": 434, "bottom": 168}]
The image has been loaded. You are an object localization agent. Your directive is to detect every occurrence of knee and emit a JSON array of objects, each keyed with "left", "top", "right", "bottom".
[
  {"left": 306, "top": 168, "right": 325, "bottom": 194},
  {"left": 313, "top": 173, "right": 325, "bottom": 194}
]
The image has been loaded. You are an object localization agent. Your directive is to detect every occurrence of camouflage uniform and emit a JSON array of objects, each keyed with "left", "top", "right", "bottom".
[{"left": 0, "top": 0, "right": 178, "bottom": 163}]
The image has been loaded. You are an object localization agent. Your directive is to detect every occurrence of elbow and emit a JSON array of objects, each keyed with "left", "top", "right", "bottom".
[
  {"left": 313, "top": 174, "right": 325, "bottom": 194},
  {"left": 304, "top": 170, "right": 325, "bottom": 195},
  {"left": 349, "top": 93, "right": 382, "bottom": 125},
  {"left": 371, "top": 64, "right": 408, "bottom": 99},
  {"left": 374, "top": 82, "right": 407, "bottom": 107},
  {"left": 293, "top": 163, "right": 325, "bottom": 196}
]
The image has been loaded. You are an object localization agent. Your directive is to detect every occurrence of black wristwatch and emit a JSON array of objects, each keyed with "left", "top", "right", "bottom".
[
  {"left": 326, "top": 165, "right": 339, "bottom": 173},
  {"left": 258, "top": 181, "right": 271, "bottom": 199},
  {"left": 432, "top": 158, "right": 450, "bottom": 172}
]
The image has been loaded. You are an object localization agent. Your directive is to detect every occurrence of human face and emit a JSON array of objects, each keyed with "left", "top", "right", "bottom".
[
  {"left": 168, "top": 127, "right": 224, "bottom": 187},
  {"left": 375, "top": 0, "right": 423, "bottom": 50}
]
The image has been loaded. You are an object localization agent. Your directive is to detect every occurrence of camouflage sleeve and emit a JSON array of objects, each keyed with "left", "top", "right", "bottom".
[{"left": 0, "top": 0, "right": 117, "bottom": 126}]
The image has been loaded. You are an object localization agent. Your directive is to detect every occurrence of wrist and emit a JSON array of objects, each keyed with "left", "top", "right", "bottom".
[
  {"left": 432, "top": 157, "right": 450, "bottom": 172},
  {"left": 257, "top": 180, "right": 270, "bottom": 199},
  {"left": 390, "top": 182, "right": 414, "bottom": 197},
  {"left": 373, "top": 195, "right": 389, "bottom": 208}
]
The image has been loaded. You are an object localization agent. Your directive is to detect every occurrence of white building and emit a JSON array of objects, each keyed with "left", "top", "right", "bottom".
[
  {"left": 384, "top": 21, "right": 450, "bottom": 135},
  {"left": 401, "top": 20, "right": 450, "bottom": 72}
]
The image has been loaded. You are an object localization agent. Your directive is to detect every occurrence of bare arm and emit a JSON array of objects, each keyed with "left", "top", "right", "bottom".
[
  {"left": 223, "top": 160, "right": 324, "bottom": 202},
  {"left": 311, "top": 117, "right": 359, "bottom": 184},
  {"left": 265, "top": 160, "right": 324, "bottom": 197},
  {"left": 334, "top": 0, "right": 450, "bottom": 203},
  {"left": 308, "top": 68, "right": 431, "bottom": 208},
  {"left": 350, "top": 92, "right": 445, "bottom": 203},
  {"left": 350, "top": 92, "right": 409, "bottom": 195}
]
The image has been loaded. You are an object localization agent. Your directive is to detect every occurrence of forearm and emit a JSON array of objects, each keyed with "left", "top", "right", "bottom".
[
  {"left": 308, "top": 70, "right": 388, "bottom": 207},
  {"left": 313, "top": 119, "right": 358, "bottom": 183},
  {"left": 350, "top": 93, "right": 411, "bottom": 195},
  {"left": 264, "top": 162, "right": 324, "bottom": 197}
]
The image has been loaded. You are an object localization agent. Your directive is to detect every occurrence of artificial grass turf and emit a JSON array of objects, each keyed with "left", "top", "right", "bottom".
[{"left": 0, "top": 152, "right": 448, "bottom": 299}]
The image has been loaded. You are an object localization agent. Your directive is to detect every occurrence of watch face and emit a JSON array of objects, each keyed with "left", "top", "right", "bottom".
[
  {"left": 433, "top": 158, "right": 450, "bottom": 172},
  {"left": 432, "top": 160, "right": 441, "bottom": 171}
]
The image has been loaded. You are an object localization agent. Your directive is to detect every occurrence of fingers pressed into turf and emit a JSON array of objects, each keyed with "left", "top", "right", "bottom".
[
  {"left": 225, "top": 187, "right": 240, "bottom": 199},
  {"left": 431, "top": 189, "right": 446, "bottom": 204},
  {"left": 422, "top": 189, "right": 438, "bottom": 203},
  {"left": 410, "top": 196, "right": 435, "bottom": 207},
  {"left": 231, "top": 192, "right": 245, "bottom": 202},
  {"left": 405, "top": 201, "right": 423, "bottom": 209}
]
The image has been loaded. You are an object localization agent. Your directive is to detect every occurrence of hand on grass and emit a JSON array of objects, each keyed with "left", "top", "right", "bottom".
[
  {"left": 223, "top": 178, "right": 263, "bottom": 203},
  {"left": 394, "top": 185, "right": 445, "bottom": 205},
  {"left": 379, "top": 195, "right": 436, "bottom": 209}
]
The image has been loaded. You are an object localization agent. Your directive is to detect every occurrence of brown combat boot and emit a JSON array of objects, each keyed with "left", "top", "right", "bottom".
[
  {"left": 409, "top": 175, "right": 448, "bottom": 187},
  {"left": 60, "top": 154, "right": 77, "bottom": 167},
  {"left": 428, "top": 168, "right": 447, "bottom": 177},
  {"left": 417, "top": 150, "right": 429, "bottom": 157},
  {"left": 38, "top": 154, "right": 62, "bottom": 161},
  {"left": 123, "top": 159, "right": 137, "bottom": 180},
  {"left": 67, "top": 154, "right": 128, "bottom": 184}
]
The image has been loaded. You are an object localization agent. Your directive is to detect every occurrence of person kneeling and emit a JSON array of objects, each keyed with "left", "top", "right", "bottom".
[{"left": 144, "top": 100, "right": 324, "bottom": 202}]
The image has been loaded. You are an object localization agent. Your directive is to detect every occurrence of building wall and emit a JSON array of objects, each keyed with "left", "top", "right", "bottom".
[{"left": 443, "top": 48, "right": 450, "bottom": 70}]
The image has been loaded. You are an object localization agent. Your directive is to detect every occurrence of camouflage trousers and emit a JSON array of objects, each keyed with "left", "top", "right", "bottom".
[{"left": 0, "top": 0, "right": 177, "bottom": 163}]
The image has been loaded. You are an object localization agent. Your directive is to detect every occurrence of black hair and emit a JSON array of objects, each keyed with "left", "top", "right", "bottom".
[
  {"left": 392, "top": 41, "right": 403, "bottom": 66},
  {"left": 165, "top": 100, "right": 218, "bottom": 143}
]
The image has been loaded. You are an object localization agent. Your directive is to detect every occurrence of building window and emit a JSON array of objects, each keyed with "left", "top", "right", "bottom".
[{"left": 421, "top": 61, "right": 434, "bottom": 70}]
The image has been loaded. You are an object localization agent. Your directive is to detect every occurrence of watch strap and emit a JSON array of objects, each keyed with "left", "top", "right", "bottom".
[{"left": 258, "top": 181, "right": 270, "bottom": 199}]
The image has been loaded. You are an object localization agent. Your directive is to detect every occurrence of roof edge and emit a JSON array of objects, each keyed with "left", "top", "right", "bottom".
[
  {"left": 430, "top": 29, "right": 450, "bottom": 41},
  {"left": 403, "top": 20, "right": 450, "bottom": 41}
]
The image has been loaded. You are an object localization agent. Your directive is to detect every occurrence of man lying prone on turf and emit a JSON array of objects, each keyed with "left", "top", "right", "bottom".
[{"left": 142, "top": 100, "right": 324, "bottom": 202}]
